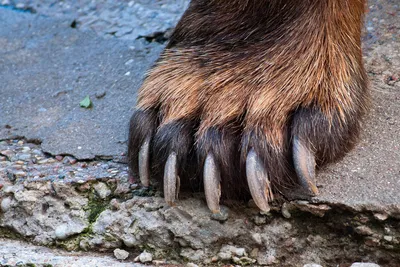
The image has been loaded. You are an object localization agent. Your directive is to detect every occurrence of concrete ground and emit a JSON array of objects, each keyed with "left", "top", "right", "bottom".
[{"left": 0, "top": 0, "right": 399, "bottom": 266}]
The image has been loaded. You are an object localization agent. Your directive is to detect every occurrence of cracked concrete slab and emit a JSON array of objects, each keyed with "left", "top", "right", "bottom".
[{"left": 0, "top": 7, "right": 164, "bottom": 159}]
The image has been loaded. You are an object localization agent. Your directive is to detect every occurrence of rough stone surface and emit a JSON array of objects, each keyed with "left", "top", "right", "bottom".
[
  {"left": 1, "top": 178, "right": 397, "bottom": 265},
  {"left": 0, "top": 182, "right": 89, "bottom": 244}
]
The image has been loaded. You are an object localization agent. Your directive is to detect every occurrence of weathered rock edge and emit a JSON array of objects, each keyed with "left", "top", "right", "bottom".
[{"left": 1, "top": 177, "right": 399, "bottom": 266}]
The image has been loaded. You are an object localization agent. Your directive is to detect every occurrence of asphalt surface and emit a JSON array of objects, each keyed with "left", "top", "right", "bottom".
[
  {"left": 0, "top": 4, "right": 399, "bottom": 213},
  {"left": 0, "top": 8, "right": 163, "bottom": 159}
]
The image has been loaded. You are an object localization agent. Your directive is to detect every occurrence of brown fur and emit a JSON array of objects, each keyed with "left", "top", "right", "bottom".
[{"left": 129, "top": 0, "right": 369, "bottom": 200}]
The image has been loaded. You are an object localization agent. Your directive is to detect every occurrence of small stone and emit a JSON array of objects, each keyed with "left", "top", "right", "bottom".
[
  {"left": 114, "top": 248, "right": 129, "bottom": 260},
  {"left": 14, "top": 170, "right": 27, "bottom": 177},
  {"left": 304, "top": 264, "right": 323, "bottom": 267},
  {"left": 0, "top": 156, "right": 6, "bottom": 161},
  {"left": 1, "top": 197, "right": 12, "bottom": 212},
  {"left": 210, "top": 205, "right": 229, "bottom": 221},
  {"left": 257, "top": 252, "right": 277, "bottom": 265},
  {"left": 38, "top": 159, "right": 48, "bottom": 164},
  {"left": 77, "top": 183, "right": 91, "bottom": 192},
  {"left": 17, "top": 140, "right": 24, "bottom": 145},
  {"left": 281, "top": 202, "right": 291, "bottom": 218},
  {"left": 95, "top": 91, "right": 106, "bottom": 99},
  {"left": 265, "top": 255, "right": 276, "bottom": 265},
  {"left": 114, "top": 182, "right": 131, "bottom": 195},
  {"left": 18, "top": 154, "right": 31, "bottom": 161},
  {"left": 232, "top": 256, "right": 241, "bottom": 263},
  {"left": 47, "top": 158, "right": 56, "bottom": 163},
  {"left": 374, "top": 213, "right": 388, "bottom": 221},
  {"left": 180, "top": 248, "right": 204, "bottom": 261},
  {"left": 12, "top": 164, "right": 22, "bottom": 170},
  {"left": 125, "top": 59, "right": 134, "bottom": 65},
  {"left": 70, "top": 158, "right": 77, "bottom": 164},
  {"left": 355, "top": 226, "right": 374, "bottom": 236},
  {"left": 250, "top": 248, "right": 259, "bottom": 258},
  {"left": 234, "top": 248, "right": 246, "bottom": 257},
  {"left": 93, "top": 182, "right": 111, "bottom": 199},
  {"left": 54, "top": 225, "right": 69, "bottom": 240},
  {"left": 1, "top": 150, "right": 12, "bottom": 156},
  {"left": 364, "top": 237, "right": 380, "bottom": 247},
  {"left": 15, "top": 160, "right": 25, "bottom": 165},
  {"left": 55, "top": 155, "right": 64, "bottom": 161},
  {"left": 350, "top": 263, "right": 380, "bottom": 267},
  {"left": 16, "top": 3, "right": 26, "bottom": 9},
  {"left": 138, "top": 251, "right": 153, "bottom": 263},
  {"left": 254, "top": 215, "right": 267, "bottom": 225},
  {"left": 55, "top": 222, "right": 86, "bottom": 240},
  {"left": 383, "top": 236, "right": 393, "bottom": 242},
  {"left": 187, "top": 263, "right": 199, "bottom": 267},
  {"left": 110, "top": 198, "right": 120, "bottom": 210},
  {"left": 218, "top": 252, "right": 232, "bottom": 260},
  {"left": 21, "top": 146, "right": 31, "bottom": 152},
  {"left": 32, "top": 149, "right": 42, "bottom": 155},
  {"left": 252, "top": 233, "right": 262, "bottom": 245}
]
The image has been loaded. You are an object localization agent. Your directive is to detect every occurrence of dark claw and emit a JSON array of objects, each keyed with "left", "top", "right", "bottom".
[
  {"left": 292, "top": 136, "right": 319, "bottom": 196},
  {"left": 203, "top": 153, "right": 221, "bottom": 214},
  {"left": 138, "top": 136, "right": 151, "bottom": 187},
  {"left": 246, "top": 149, "right": 273, "bottom": 212},
  {"left": 164, "top": 152, "right": 180, "bottom": 206}
]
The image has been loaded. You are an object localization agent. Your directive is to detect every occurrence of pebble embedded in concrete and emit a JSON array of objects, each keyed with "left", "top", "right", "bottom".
[
  {"left": 180, "top": 248, "right": 205, "bottom": 262},
  {"left": 93, "top": 182, "right": 112, "bottom": 199},
  {"left": 113, "top": 248, "right": 129, "bottom": 260},
  {"left": 138, "top": 251, "right": 152, "bottom": 263},
  {"left": 0, "top": 197, "right": 12, "bottom": 212}
]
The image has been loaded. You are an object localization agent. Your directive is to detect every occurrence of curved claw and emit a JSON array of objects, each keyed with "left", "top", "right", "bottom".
[
  {"left": 138, "top": 136, "right": 151, "bottom": 187},
  {"left": 164, "top": 152, "right": 180, "bottom": 206},
  {"left": 203, "top": 153, "right": 221, "bottom": 214},
  {"left": 246, "top": 149, "right": 273, "bottom": 212},
  {"left": 292, "top": 136, "right": 319, "bottom": 196}
]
